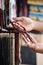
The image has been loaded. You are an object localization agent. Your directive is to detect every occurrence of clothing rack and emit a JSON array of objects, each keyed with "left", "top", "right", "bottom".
[{"left": 0, "top": 0, "right": 28, "bottom": 65}]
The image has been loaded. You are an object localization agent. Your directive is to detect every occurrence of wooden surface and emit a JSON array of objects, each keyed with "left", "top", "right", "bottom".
[{"left": 15, "top": 33, "right": 19, "bottom": 65}]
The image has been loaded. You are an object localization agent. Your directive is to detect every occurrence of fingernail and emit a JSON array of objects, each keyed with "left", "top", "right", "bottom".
[{"left": 27, "top": 38, "right": 30, "bottom": 42}]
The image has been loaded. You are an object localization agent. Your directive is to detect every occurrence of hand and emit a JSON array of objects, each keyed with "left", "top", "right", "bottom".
[
  {"left": 22, "top": 34, "right": 43, "bottom": 53},
  {"left": 13, "top": 17, "right": 35, "bottom": 32},
  {"left": 12, "top": 17, "right": 43, "bottom": 53}
]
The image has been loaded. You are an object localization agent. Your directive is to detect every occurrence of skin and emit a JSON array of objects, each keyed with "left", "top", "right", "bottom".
[
  {"left": 13, "top": 17, "right": 43, "bottom": 32},
  {"left": 13, "top": 17, "right": 43, "bottom": 53}
]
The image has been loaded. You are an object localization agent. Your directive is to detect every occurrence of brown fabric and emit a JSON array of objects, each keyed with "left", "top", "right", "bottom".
[{"left": 0, "top": 9, "right": 4, "bottom": 27}]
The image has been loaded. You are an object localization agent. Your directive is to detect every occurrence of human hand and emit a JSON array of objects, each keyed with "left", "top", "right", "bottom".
[
  {"left": 11, "top": 17, "right": 43, "bottom": 53},
  {"left": 12, "top": 17, "right": 35, "bottom": 32},
  {"left": 22, "top": 33, "right": 43, "bottom": 53}
]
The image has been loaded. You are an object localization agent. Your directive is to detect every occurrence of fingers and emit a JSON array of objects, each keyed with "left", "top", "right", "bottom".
[
  {"left": 23, "top": 31, "right": 37, "bottom": 43},
  {"left": 22, "top": 33, "right": 36, "bottom": 49},
  {"left": 12, "top": 17, "right": 34, "bottom": 23},
  {"left": 22, "top": 33, "right": 37, "bottom": 44},
  {"left": 22, "top": 33, "right": 30, "bottom": 42},
  {"left": 11, "top": 22, "right": 26, "bottom": 32},
  {"left": 26, "top": 33, "right": 37, "bottom": 43},
  {"left": 22, "top": 33, "right": 37, "bottom": 51},
  {"left": 22, "top": 34, "right": 31, "bottom": 47},
  {"left": 12, "top": 17, "right": 24, "bottom": 22}
]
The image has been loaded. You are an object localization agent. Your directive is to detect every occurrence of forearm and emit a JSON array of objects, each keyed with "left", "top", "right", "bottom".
[{"left": 34, "top": 21, "right": 43, "bottom": 32}]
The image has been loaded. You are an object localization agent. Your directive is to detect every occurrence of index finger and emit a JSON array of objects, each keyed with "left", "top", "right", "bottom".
[{"left": 12, "top": 17, "right": 24, "bottom": 22}]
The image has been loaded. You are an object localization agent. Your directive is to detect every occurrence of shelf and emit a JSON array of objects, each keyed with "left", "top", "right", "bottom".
[
  {"left": 29, "top": 12, "right": 43, "bottom": 18},
  {"left": 27, "top": 1, "right": 43, "bottom": 6}
]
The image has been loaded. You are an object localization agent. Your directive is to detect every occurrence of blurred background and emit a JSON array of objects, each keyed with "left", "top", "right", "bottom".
[{"left": 0, "top": 0, "right": 43, "bottom": 65}]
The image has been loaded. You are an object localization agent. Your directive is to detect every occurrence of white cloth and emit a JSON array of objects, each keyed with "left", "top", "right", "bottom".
[{"left": 9, "top": 0, "right": 16, "bottom": 21}]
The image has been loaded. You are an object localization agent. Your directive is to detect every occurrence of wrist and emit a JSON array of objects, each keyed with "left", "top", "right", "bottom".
[{"left": 33, "top": 21, "right": 38, "bottom": 30}]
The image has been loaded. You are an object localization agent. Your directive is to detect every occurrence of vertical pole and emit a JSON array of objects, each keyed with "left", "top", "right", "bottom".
[{"left": 15, "top": 33, "right": 19, "bottom": 65}]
